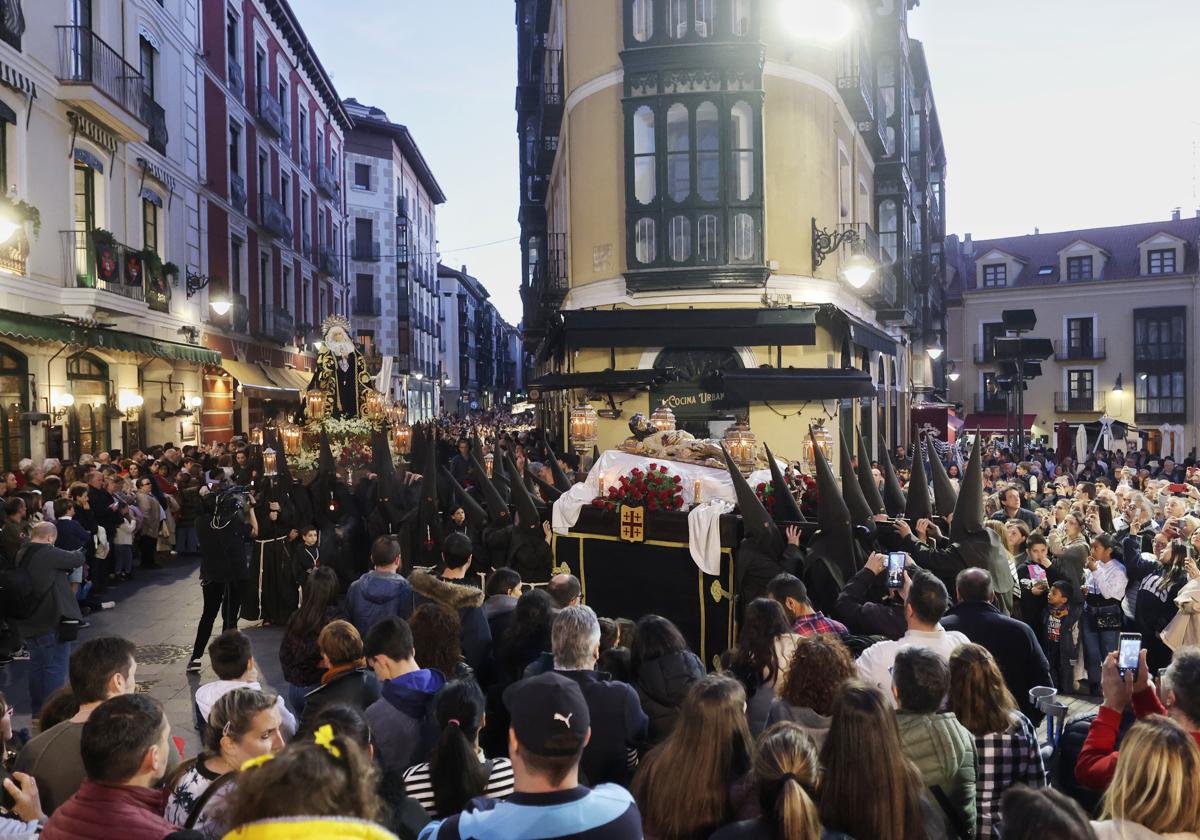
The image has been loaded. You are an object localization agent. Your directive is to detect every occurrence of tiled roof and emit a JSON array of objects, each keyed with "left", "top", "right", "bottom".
[{"left": 944, "top": 216, "right": 1200, "bottom": 290}]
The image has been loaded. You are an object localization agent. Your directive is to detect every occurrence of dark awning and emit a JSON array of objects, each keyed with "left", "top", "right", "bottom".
[
  {"left": 528, "top": 368, "right": 679, "bottom": 392},
  {"left": 0, "top": 311, "right": 221, "bottom": 365},
  {"left": 0, "top": 100, "right": 16, "bottom": 126},
  {"left": 713, "top": 368, "right": 877, "bottom": 402},
  {"left": 562, "top": 307, "right": 819, "bottom": 349},
  {"left": 816, "top": 305, "right": 898, "bottom": 355}
]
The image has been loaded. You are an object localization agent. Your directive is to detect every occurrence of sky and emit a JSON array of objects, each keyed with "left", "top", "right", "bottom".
[{"left": 289, "top": 0, "right": 1200, "bottom": 325}]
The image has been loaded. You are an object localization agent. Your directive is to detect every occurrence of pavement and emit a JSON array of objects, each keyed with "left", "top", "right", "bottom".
[{"left": 0, "top": 556, "right": 288, "bottom": 756}]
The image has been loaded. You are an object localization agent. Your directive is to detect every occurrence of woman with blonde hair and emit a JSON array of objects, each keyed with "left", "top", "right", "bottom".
[
  {"left": 1091, "top": 715, "right": 1200, "bottom": 839},
  {"left": 633, "top": 674, "right": 754, "bottom": 840},
  {"left": 947, "top": 644, "right": 1045, "bottom": 838},
  {"left": 710, "top": 722, "right": 851, "bottom": 840}
]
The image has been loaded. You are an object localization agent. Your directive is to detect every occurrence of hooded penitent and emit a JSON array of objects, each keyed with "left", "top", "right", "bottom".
[
  {"left": 470, "top": 451, "right": 511, "bottom": 527},
  {"left": 904, "top": 437, "right": 934, "bottom": 521},
  {"left": 441, "top": 467, "right": 488, "bottom": 530},
  {"left": 878, "top": 431, "right": 907, "bottom": 518},
  {"left": 926, "top": 438, "right": 958, "bottom": 518},
  {"left": 308, "top": 427, "right": 338, "bottom": 514},
  {"left": 950, "top": 433, "right": 986, "bottom": 542},
  {"left": 804, "top": 428, "right": 858, "bottom": 611},
  {"left": 722, "top": 443, "right": 782, "bottom": 557},
  {"left": 529, "top": 470, "right": 563, "bottom": 502},
  {"left": 855, "top": 426, "right": 886, "bottom": 515},
  {"left": 504, "top": 452, "right": 541, "bottom": 533},
  {"left": 839, "top": 428, "right": 876, "bottom": 538},
  {"left": 764, "top": 443, "right": 806, "bottom": 524},
  {"left": 546, "top": 443, "right": 574, "bottom": 493},
  {"left": 411, "top": 428, "right": 444, "bottom": 562}
]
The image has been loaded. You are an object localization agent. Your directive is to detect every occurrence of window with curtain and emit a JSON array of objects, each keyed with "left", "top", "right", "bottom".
[
  {"left": 631, "top": 0, "right": 653, "bottom": 42},
  {"left": 732, "top": 0, "right": 752, "bottom": 35},
  {"left": 667, "top": 0, "right": 687, "bottom": 38},
  {"left": 142, "top": 198, "right": 158, "bottom": 253},
  {"left": 878, "top": 199, "right": 898, "bottom": 264},
  {"left": 666, "top": 103, "right": 689, "bottom": 201},
  {"left": 730, "top": 100, "right": 754, "bottom": 202},
  {"left": 633, "top": 106, "right": 656, "bottom": 205}
]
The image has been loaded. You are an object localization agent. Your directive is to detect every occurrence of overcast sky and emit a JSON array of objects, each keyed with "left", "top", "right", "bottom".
[{"left": 291, "top": 0, "right": 1200, "bottom": 324}]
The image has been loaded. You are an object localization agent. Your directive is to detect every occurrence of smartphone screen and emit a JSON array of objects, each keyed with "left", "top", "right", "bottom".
[
  {"left": 1028, "top": 476, "right": 1038, "bottom": 493},
  {"left": 1028, "top": 564, "right": 1047, "bottom": 583},
  {"left": 887, "top": 552, "right": 906, "bottom": 589},
  {"left": 1118, "top": 634, "right": 1141, "bottom": 673}
]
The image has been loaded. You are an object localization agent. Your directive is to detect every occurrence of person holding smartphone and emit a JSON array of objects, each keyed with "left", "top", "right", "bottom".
[{"left": 1080, "top": 534, "right": 1128, "bottom": 696}]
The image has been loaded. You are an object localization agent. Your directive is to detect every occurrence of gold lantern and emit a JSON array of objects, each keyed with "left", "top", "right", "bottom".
[
  {"left": 281, "top": 424, "right": 302, "bottom": 456},
  {"left": 803, "top": 422, "right": 834, "bottom": 472},
  {"left": 569, "top": 403, "right": 598, "bottom": 455},
  {"left": 262, "top": 447, "right": 278, "bottom": 477},
  {"left": 249, "top": 426, "right": 264, "bottom": 446},
  {"left": 304, "top": 389, "right": 327, "bottom": 422},
  {"left": 387, "top": 401, "right": 408, "bottom": 427},
  {"left": 484, "top": 452, "right": 495, "bottom": 477},
  {"left": 393, "top": 421, "right": 412, "bottom": 455},
  {"left": 364, "top": 390, "right": 385, "bottom": 421},
  {"left": 723, "top": 416, "right": 757, "bottom": 474},
  {"left": 650, "top": 404, "right": 676, "bottom": 433}
]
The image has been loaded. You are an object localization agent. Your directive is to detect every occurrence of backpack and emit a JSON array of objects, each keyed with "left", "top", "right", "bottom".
[{"left": 0, "top": 545, "right": 45, "bottom": 620}]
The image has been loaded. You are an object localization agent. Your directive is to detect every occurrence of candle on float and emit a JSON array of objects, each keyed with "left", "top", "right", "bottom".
[
  {"left": 598, "top": 476, "right": 606, "bottom": 496},
  {"left": 694, "top": 479, "right": 702, "bottom": 504}
]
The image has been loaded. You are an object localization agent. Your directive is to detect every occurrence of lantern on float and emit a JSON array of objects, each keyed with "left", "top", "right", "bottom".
[
  {"left": 484, "top": 452, "right": 495, "bottom": 477},
  {"left": 803, "top": 422, "right": 834, "bottom": 472},
  {"left": 650, "top": 404, "right": 676, "bottom": 433},
  {"left": 262, "top": 447, "right": 278, "bottom": 477},
  {"left": 364, "top": 390, "right": 385, "bottom": 421},
  {"left": 723, "top": 415, "right": 757, "bottom": 474},
  {"left": 249, "top": 426, "right": 264, "bottom": 446},
  {"left": 304, "top": 389, "right": 327, "bottom": 422},
  {"left": 569, "top": 403, "right": 598, "bottom": 456},
  {"left": 280, "top": 424, "right": 302, "bottom": 456},
  {"left": 393, "top": 421, "right": 412, "bottom": 455}
]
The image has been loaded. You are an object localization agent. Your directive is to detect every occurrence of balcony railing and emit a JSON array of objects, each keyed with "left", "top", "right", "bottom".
[
  {"left": 351, "top": 239, "right": 381, "bottom": 262},
  {"left": 229, "top": 292, "right": 249, "bottom": 334},
  {"left": 1136, "top": 396, "right": 1186, "bottom": 417},
  {"left": 227, "top": 58, "right": 244, "bottom": 99},
  {"left": 301, "top": 232, "right": 312, "bottom": 258},
  {"left": 1054, "top": 338, "right": 1106, "bottom": 361},
  {"left": 974, "top": 343, "right": 996, "bottom": 364},
  {"left": 55, "top": 26, "right": 147, "bottom": 125},
  {"left": 1055, "top": 392, "right": 1106, "bottom": 414},
  {"left": 317, "top": 162, "right": 339, "bottom": 199},
  {"left": 230, "top": 173, "right": 247, "bottom": 213},
  {"left": 1135, "top": 342, "right": 1186, "bottom": 361},
  {"left": 836, "top": 36, "right": 875, "bottom": 122},
  {"left": 142, "top": 97, "right": 168, "bottom": 154},
  {"left": 319, "top": 244, "right": 339, "bottom": 276},
  {"left": 353, "top": 296, "right": 381, "bottom": 317},
  {"left": 256, "top": 307, "right": 294, "bottom": 345},
  {"left": 62, "top": 230, "right": 168, "bottom": 305},
  {"left": 974, "top": 393, "right": 1011, "bottom": 413},
  {"left": 865, "top": 264, "right": 897, "bottom": 309},
  {"left": 257, "top": 88, "right": 284, "bottom": 138},
  {"left": 261, "top": 195, "right": 292, "bottom": 240}
]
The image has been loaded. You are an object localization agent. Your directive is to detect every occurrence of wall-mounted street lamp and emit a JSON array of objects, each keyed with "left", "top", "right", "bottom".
[
  {"left": 1112, "top": 373, "right": 1124, "bottom": 394},
  {"left": 813, "top": 218, "right": 876, "bottom": 289},
  {"left": 947, "top": 362, "right": 960, "bottom": 383},
  {"left": 780, "top": 0, "right": 855, "bottom": 45},
  {"left": 926, "top": 339, "right": 944, "bottom": 361}
]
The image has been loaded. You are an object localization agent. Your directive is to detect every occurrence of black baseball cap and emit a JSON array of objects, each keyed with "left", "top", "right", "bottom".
[{"left": 503, "top": 672, "right": 590, "bottom": 757}]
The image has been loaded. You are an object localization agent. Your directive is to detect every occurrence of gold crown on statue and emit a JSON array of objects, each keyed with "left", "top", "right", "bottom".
[{"left": 321, "top": 314, "right": 352, "bottom": 338}]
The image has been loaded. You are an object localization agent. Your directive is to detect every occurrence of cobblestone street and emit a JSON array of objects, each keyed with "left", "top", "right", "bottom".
[{"left": 0, "top": 557, "right": 288, "bottom": 755}]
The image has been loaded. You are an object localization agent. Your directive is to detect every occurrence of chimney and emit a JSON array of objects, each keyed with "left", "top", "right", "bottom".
[
  {"left": 1034, "top": 227, "right": 1039, "bottom": 235},
  {"left": 1172, "top": 207, "right": 1182, "bottom": 221},
  {"left": 963, "top": 233, "right": 974, "bottom": 256},
  {"left": 461, "top": 264, "right": 468, "bottom": 275}
]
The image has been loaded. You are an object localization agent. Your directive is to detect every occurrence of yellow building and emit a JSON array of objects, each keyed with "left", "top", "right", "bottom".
[
  {"left": 516, "top": 0, "right": 948, "bottom": 466},
  {"left": 944, "top": 215, "right": 1200, "bottom": 458}
]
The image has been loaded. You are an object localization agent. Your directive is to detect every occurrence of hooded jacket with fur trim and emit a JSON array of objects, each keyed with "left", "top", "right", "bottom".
[{"left": 410, "top": 570, "right": 492, "bottom": 671}]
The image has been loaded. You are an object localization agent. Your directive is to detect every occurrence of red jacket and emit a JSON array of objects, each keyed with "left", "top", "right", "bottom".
[
  {"left": 1075, "top": 686, "right": 1200, "bottom": 790},
  {"left": 42, "top": 780, "right": 176, "bottom": 840}
]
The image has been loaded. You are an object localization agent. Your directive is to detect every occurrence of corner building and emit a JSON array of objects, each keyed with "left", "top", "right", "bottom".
[{"left": 517, "top": 0, "right": 948, "bottom": 462}]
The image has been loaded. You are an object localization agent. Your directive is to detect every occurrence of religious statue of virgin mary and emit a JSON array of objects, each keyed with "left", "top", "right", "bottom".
[{"left": 305, "top": 315, "right": 376, "bottom": 420}]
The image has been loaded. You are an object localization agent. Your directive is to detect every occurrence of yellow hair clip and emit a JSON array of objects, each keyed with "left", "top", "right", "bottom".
[
  {"left": 239, "top": 753, "right": 275, "bottom": 772},
  {"left": 313, "top": 724, "right": 342, "bottom": 759}
]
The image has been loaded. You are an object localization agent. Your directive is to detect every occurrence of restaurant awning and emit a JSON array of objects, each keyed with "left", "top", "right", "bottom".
[
  {"left": 266, "top": 366, "right": 313, "bottom": 391},
  {"left": 561, "top": 307, "right": 819, "bottom": 349},
  {"left": 961, "top": 413, "right": 1037, "bottom": 432},
  {"left": 221, "top": 360, "right": 292, "bottom": 395},
  {"left": 0, "top": 311, "right": 220, "bottom": 365},
  {"left": 528, "top": 368, "right": 679, "bottom": 392},
  {"left": 713, "top": 367, "right": 877, "bottom": 402},
  {"left": 816, "top": 306, "right": 898, "bottom": 355}
]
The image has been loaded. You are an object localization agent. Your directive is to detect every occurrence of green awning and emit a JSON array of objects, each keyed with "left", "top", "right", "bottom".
[{"left": 0, "top": 311, "right": 221, "bottom": 365}]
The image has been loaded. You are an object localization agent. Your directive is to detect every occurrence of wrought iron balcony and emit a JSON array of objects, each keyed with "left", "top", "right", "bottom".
[
  {"left": 351, "top": 239, "right": 381, "bottom": 262},
  {"left": 974, "top": 343, "right": 996, "bottom": 364},
  {"left": 142, "top": 97, "right": 168, "bottom": 155},
  {"left": 1055, "top": 392, "right": 1106, "bottom": 414},
  {"left": 260, "top": 195, "right": 292, "bottom": 240},
  {"left": 536, "top": 134, "right": 559, "bottom": 172},
  {"left": 974, "top": 393, "right": 1010, "bottom": 413},
  {"left": 301, "top": 232, "right": 312, "bottom": 258},
  {"left": 257, "top": 87, "right": 284, "bottom": 138},
  {"left": 256, "top": 307, "right": 294, "bottom": 345},
  {"left": 227, "top": 58, "right": 244, "bottom": 99},
  {"left": 229, "top": 292, "right": 250, "bottom": 334},
  {"left": 62, "top": 229, "right": 157, "bottom": 305},
  {"left": 353, "top": 296, "right": 381, "bottom": 317},
  {"left": 865, "top": 264, "right": 898, "bottom": 309},
  {"left": 1054, "top": 338, "right": 1106, "bottom": 361},
  {"left": 55, "top": 26, "right": 149, "bottom": 141},
  {"left": 836, "top": 37, "right": 875, "bottom": 122},
  {"left": 300, "top": 145, "right": 309, "bottom": 169},
  {"left": 319, "top": 245, "right": 339, "bottom": 276},
  {"left": 230, "top": 173, "right": 247, "bottom": 213},
  {"left": 317, "top": 162, "right": 339, "bottom": 199}
]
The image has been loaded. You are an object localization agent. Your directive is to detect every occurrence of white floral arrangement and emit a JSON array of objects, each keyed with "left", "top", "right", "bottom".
[{"left": 319, "top": 416, "right": 377, "bottom": 438}]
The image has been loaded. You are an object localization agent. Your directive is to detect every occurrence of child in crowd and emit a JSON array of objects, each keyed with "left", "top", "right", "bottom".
[
  {"left": 292, "top": 525, "right": 321, "bottom": 589},
  {"left": 112, "top": 502, "right": 137, "bottom": 581},
  {"left": 1042, "top": 580, "right": 1082, "bottom": 691},
  {"left": 194, "top": 629, "right": 297, "bottom": 738}
]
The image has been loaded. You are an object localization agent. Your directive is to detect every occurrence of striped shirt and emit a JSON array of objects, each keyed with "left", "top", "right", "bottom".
[
  {"left": 402, "top": 754, "right": 515, "bottom": 818},
  {"left": 418, "top": 785, "right": 643, "bottom": 840}
]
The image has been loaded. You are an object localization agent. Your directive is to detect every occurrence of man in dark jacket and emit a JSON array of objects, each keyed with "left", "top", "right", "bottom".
[
  {"left": 187, "top": 484, "right": 251, "bottom": 670},
  {"left": 833, "top": 552, "right": 907, "bottom": 640},
  {"left": 364, "top": 616, "right": 446, "bottom": 775},
  {"left": 551, "top": 605, "right": 648, "bottom": 787},
  {"left": 345, "top": 536, "right": 414, "bottom": 637},
  {"left": 410, "top": 533, "right": 491, "bottom": 672},
  {"left": 14, "top": 522, "right": 85, "bottom": 714},
  {"left": 299, "top": 619, "right": 380, "bottom": 732},
  {"left": 941, "top": 568, "right": 1053, "bottom": 723}
]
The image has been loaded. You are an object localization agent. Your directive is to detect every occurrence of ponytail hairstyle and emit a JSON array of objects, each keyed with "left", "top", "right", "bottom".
[
  {"left": 754, "top": 722, "right": 822, "bottom": 840},
  {"left": 202, "top": 687, "right": 279, "bottom": 757},
  {"left": 429, "top": 679, "right": 488, "bottom": 817}
]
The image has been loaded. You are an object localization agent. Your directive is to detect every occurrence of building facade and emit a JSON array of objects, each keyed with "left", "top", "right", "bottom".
[
  {"left": 945, "top": 214, "right": 1200, "bottom": 457},
  {"left": 515, "top": 0, "right": 947, "bottom": 463},
  {"left": 0, "top": 0, "right": 219, "bottom": 469},
  {"left": 196, "top": 0, "right": 351, "bottom": 439},
  {"left": 344, "top": 98, "right": 444, "bottom": 421}
]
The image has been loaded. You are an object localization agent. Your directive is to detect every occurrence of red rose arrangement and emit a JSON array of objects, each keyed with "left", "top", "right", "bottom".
[
  {"left": 754, "top": 467, "right": 811, "bottom": 515},
  {"left": 591, "top": 463, "right": 684, "bottom": 513}
]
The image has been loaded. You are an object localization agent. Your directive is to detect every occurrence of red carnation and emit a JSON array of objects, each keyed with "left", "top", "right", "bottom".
[
  {"left": 674, "top": 494, "right": 683, "bottom": 507},
  {"left": 649, "top": 463, "right": 658, "bottom": 471},
  {"left": 591, "top": 498, "right": 604, "bottom": 507},
  {"left": 647, "top": 499, "right": 657, "bottom": 511}
]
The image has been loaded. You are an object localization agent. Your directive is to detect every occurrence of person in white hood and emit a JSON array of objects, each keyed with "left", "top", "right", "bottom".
[{"left": 193, "top": 629, "right": 296, "bottom": 737}]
